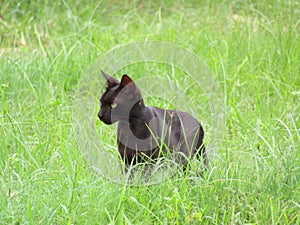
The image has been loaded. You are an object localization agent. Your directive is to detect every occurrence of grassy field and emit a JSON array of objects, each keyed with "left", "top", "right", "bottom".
[{"left": 1, "top": 0, "right": 299, "bottom": 224}]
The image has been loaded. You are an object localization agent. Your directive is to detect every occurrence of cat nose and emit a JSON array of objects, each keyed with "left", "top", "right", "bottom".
[{"left": 98, "top": 111, "right": 103, "bottom": 119}]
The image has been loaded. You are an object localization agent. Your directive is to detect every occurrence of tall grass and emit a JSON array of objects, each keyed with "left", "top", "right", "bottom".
[{"left": 1, "top": 0, "right": 299, "bottom": 224}]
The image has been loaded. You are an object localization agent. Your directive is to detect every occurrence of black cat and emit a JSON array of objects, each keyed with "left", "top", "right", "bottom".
[{"left": 98, "top": 70, "right": 207, "bottom": 170}]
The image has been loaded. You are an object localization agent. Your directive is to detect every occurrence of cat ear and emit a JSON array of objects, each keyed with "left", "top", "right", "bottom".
[
  {"left": 120, "top": 74, "right": 133, "bottom": 86},
  {"left": 101, "top": 70, "right": 119, "bottom": 87},
  {"left": 120, "top": 74, "right": 141, "bottom": 99}
]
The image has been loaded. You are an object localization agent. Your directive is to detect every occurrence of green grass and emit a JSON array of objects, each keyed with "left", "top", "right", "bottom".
[{"left": 1, "top": 0, "right": 299, "bottom": 224}]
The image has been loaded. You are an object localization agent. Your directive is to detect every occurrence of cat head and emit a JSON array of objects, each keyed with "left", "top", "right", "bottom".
[{"left": 98, "top": 70, "right": 143, "bottom": 124}]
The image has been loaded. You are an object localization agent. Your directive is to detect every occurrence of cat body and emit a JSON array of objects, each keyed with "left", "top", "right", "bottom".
[{"left": 98, "top": 70, "right": 206, "bottom": 168}]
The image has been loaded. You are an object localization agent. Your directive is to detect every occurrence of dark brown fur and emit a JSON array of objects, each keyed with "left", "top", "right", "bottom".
[{"left": 98, "top": 70, "right": 206, "bottom": 168}]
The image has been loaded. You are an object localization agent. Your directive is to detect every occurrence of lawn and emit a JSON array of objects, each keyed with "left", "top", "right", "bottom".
[{"left": 1, "top": 0, "right": 299, "bottom": 224}]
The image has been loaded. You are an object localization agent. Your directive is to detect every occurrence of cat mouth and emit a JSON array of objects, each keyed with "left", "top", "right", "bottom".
[
  {"left": 99, "top": 118, "right": 112, "bottom": 125},
  {"left": 98, "top": 114, "right": 113, "bottom": 124},
  {"left": 99, "top": 115, "right": 124, "bottom": 124},
  {"left": 99, "top": 114, "right": 144, "bottom": 124}
]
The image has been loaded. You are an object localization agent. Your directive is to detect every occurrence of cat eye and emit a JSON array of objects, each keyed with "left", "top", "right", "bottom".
[{"left": 110, "top": 102, "right": 118, "bottom": 109}]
